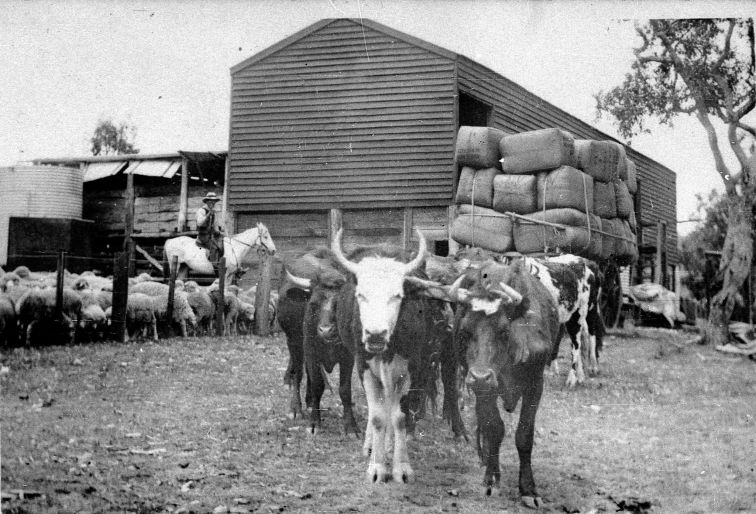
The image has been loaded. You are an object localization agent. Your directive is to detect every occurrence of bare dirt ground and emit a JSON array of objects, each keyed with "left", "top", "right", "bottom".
[{"left": 2, "top": 328, "right": 755, "bottom": 514}]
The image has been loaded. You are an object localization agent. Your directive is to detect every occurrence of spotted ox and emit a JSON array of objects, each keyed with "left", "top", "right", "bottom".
[
  {"left": 523, "top": 254, "right": 605, "bottom": 387},
  {"left": 283, "top": 252, "right": 358, "bottom": 436},
  {"left": 331, "top": 229, "right": 464, "bottom": 484},
  {"left": 412, "top": 258, "right": 560, "bottom": 508}
]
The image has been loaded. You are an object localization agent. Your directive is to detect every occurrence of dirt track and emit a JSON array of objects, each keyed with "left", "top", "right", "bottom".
[{"left": 2, "top": 328, "right": 755, "bottom": 513}]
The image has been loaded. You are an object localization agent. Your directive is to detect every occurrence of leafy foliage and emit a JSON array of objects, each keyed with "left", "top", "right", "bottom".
[
  {"left": 679, "top": 190, "right": 729, "bottom": 299},
  {"left": 90, "top": 118, "right": 139, "bottom": 156},
  {"left": 596, "top": 19, "right": 755, "bottom": 142}
]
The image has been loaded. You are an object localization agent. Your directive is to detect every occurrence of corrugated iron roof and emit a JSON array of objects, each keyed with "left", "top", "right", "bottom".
[
  {"left": 83, "top": 161, "right": 128, "bottom": 182},
  {"left": 124, "top": 159, "right": 181, "bottom": 178}
]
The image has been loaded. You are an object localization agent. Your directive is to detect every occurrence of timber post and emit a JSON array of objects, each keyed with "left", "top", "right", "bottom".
[
  {"left": 178, "top": 157, "right": 189, "bottom": 231},
  {"left": 166, "top": 255, "right": 178, "bottom": 335},
  {"left": 402, "top": 207, "right": 414, "bottom": 254},
  {"left": 448, "top": 205, "right": 460, "bottom": 255},
  {"left": 111, "top": 251, "right": 130, "bottom": 342},
  {"left": 254, "top": 249, "right": 273, "bottom": 336},
  {"left": 329, "top": 208, "right": 343, "bottom": 247},
  {"left": 54, "top": 250, "right": 65, "bottom": 322},
  {"left": 216, "top": 258, "right": 226, "bottom": 336}
]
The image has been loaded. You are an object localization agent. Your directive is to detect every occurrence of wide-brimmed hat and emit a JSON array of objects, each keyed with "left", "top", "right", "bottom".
[{"left": 202, "top": 192, "right": 221, "bottom": 203}]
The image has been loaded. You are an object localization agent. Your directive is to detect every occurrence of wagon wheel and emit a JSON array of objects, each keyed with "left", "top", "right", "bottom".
[{"left": 600, "top": 261, "right": 623, "bottom": 329}]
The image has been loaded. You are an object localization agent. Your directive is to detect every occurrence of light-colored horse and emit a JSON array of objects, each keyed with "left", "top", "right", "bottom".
[{"left": 163, "top": 222, "right": 276, "bottom": 282}]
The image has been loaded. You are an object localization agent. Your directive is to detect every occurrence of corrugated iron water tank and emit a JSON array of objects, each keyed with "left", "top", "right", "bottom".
[{"left": 0, "top": 165, "right": 83, "bottom": 265}]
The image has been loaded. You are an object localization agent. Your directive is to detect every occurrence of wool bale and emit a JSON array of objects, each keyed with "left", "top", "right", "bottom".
[
  {"left": 499, "top": 128, "right": 575, "bottom": 174},
  {"left": 614, "top": 180, "right": 633, "bottom": 219},
  {"left": 593, "top": 181, "right": 617, "bottom": 218},
  {"left": 492, "top": 174, "right": 537, "bottom": 214},
  {"left": 586, "top": 214, "right": 603, "bottom": 261},
  {"left": 450, "top": 205, "right": 514, "bottom": 253},
  {"left": 455, "top": 126, "right": 507, "bottom": 169},
  {"left": 616, "top": 144, "right": 628, "bottom": 181},
  {"left": 625, "top": 158, "right": 638, "bottom": 194},
  {"left": 455, "top": 167, "right": 498, "bottom": 208},
  {"left": 599, "top": 218, "right": 618, "bottom": 260},
  {"left": 536, "top": 166, "right": 594, "bottom": 213},
  {"left": 628, "top": 208, "right": 638, "bottom": 234},
  {"left": 574, "top": 140, "right": 622, "bottom": 182},
  {"left": 616, "top": 220, "right": 639, "bottom": 266},
  {"left": 512, "top": 208, "right": 592, "bottom": 255}
]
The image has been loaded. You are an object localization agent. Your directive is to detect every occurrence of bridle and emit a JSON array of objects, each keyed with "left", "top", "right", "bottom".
[{"left": 225, "top": 227, "right": 272, "bottom": 268}]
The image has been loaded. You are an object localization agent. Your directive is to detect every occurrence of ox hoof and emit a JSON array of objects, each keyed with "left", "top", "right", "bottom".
[
  {"left": 565, "top": 371, "right": 579, "bottom": 388},
  {"left": 307, "top": 425, "right": 317, "bottom": 436},
  {"left": 366, "top": 463, "right": 390, "bottom": 484},
  {"left": 392, "top": 462, "right": 414, "bottom": 484},
  {"left": 521, "top": 496, "right": 543, "bottom": 509}
]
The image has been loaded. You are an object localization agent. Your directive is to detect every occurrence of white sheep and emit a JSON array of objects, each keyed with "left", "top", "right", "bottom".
[
  {"left": 1, "top": 293, "right": 17, "bottom": 347},
  {"left": 16, "top": 287, "right": 82, "bottom": 346},
  {"left": 124, "top": 293, "right": 158, "bottom": 342},
  {"left": 187, "top": 289, "right": 214, "bottom": 336}
]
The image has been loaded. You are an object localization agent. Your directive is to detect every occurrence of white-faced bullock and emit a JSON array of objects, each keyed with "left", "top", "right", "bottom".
[
  {"left": 522, "top": 254, "right": 605, "bottom": 387},
  {"left": 283, "top": 250, "right": 359, "bottom": 435},
  {"left": 413, "top": 258, "right": 560, "bottom": 508},
  {"left": 331, "top": 229, "right": 464, "bottom": 484}
]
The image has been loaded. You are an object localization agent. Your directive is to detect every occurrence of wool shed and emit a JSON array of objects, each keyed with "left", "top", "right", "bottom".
[{"left": 227, "top": 19, "right": 677, "bottom": 287}]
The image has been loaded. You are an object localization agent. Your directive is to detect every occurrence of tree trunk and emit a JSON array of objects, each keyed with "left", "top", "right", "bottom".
[{"left": 704, "top": 194, "right": 753, "bottom": 345}]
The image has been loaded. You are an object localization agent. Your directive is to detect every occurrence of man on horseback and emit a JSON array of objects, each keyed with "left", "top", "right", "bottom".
[{"left": 196, "top": 192, "right": 225, "bottom": 271}]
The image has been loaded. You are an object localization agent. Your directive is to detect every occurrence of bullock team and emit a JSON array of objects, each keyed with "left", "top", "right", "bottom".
[
  {"left": 280, "top": 232, "right": 605, "bottom": 509},
  {"left": 0, "top": 265, "right": 271, "bottom": 346}
]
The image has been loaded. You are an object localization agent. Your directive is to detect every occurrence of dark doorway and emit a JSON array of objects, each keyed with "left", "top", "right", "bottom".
[
  {"left": 459, "top": 92, "right": 492, "bottom": 127},
  {"left": 434, "top": 239, "right": 449, "bottom": 257}
]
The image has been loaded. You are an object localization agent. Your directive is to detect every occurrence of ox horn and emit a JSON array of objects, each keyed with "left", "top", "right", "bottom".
[
  {"left": 491, "top": 281, "right": 523, "bottom": 305},
  {"left": 401, "top": 228, "right": 428, "bottom": 275},
  {"left": 447, "top": 273, "right": 471, "bottom": 304},
  {"left": 285, "top": 269, "right": 312, "bottom": 290},
  {"left": 331, "top": 228, "right": 361, "bottom": 276}
]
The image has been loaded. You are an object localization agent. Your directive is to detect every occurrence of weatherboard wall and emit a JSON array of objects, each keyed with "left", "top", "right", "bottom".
[
  {"left": 456, "top": 56, "right": 677, "bottom": 264},
  {"left": 228, "top": 18, "right": 457, "bottom": 212}
]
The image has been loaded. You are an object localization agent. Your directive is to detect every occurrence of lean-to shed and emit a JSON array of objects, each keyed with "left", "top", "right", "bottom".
[{"left": 226, "top": 18, "right": 677, "bottom": 287}]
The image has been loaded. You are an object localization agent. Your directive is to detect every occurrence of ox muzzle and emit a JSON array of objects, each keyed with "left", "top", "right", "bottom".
[
  {"left": 363, "top": 329, "right": 389, "bottom": 354},
  {"left": 465, "top": 366, "right": 499, "bottom": 393}
]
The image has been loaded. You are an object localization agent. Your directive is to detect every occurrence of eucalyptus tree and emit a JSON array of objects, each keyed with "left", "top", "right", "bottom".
[{"left": 596, "top": 18, "right": 755, "bottom": 344}]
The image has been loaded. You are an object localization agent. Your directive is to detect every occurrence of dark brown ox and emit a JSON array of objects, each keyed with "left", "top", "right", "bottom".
[
  {"left": 414, "top": 258, "right": 560, "bottom": 508},
  {"left": 284, "top": 254, "right": 358, "bottom": 435},
  {"left": 331, "top": 229, "right": 464, "bottom": 484},
  {"left": 278, "top": 248, "right": 344, "bottom": 421}
]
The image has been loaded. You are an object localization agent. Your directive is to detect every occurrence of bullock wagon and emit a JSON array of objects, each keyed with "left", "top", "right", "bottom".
[{"left": 223, "top": 18, "right": 677, "bottom": 321}]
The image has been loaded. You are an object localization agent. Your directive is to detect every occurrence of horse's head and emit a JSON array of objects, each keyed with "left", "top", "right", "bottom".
[{"left": 255, "top": 222, "right": 276, "bottom": 254}]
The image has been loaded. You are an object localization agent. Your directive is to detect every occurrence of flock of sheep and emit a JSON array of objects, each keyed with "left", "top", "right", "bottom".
[{"left": 0, "top": 265, "right": 275, "bottom": 347}]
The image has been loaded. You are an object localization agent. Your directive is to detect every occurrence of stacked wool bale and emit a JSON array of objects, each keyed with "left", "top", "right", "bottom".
[
  {"left": 450, "top": 126, "right": 638, "bottom": 263},
  {"left": 450, "top": 126, "right": 514, "bottom": 252},
  {"left": 573, "top": 139, "right": 638, "bottom": 265},
  {"left": 451, "top": 127, "right": 601, "bottom": 259}
]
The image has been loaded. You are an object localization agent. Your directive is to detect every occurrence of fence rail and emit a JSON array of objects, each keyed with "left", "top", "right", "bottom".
[{"left": 4, "top": 247, "right": 274, "bottom": 343}]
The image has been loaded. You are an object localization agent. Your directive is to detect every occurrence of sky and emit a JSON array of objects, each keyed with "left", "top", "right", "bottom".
[{"left": 1, "top": 0, "right": 754, "bottom": 236}]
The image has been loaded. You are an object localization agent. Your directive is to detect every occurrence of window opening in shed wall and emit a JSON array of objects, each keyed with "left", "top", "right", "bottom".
[{"left": 458, "top": 92, "right": 492, "bottom": 128}]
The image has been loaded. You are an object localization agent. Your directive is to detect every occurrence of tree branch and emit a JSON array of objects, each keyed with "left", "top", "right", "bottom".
[
  {"left": 713, "top": 19, "right": 736, "bottom": 69},
  {"left": 734, "top": 93, "right": 756, "bottom": 121},
  {"left": 737, "top": 121, "right": 756, "bottom": 137}
]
